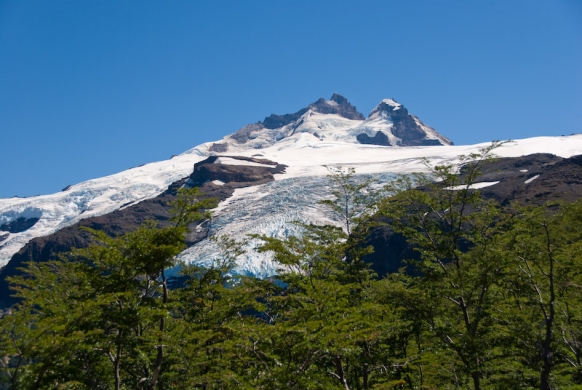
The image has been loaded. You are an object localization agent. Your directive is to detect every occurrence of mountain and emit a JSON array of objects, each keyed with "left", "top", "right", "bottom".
[
  {"left": 209, "top": 94, "right": 452, "bottom": 152},
  {"left": 1, "top": 94, "right": 582, "bottom": 307}
]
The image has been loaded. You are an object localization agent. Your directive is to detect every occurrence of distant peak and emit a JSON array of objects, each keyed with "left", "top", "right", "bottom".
[
  {"left": 309, "top": 94, "right": 364, "bottom": 120},
  {"left": 330, "top": 93, "right": 349, "bottom": 105},
  {"left": 258, "top": 94, "right": 364, "bottom": 130},
  {"left": 369, "top": 98, "right": 404, "bottom": 117}
]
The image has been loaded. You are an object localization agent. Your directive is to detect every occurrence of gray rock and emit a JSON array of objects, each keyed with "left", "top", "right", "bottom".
[{"left": 356, "top": 131, "right": 391, "bottom": 146}]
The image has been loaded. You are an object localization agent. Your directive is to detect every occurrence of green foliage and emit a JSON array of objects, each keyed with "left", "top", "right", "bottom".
[
  {"left": 320, "top": 166, "right": 382, "bottom": 236},
  {"left": 0, "top": 188, "right": 218, "bottom": 389},
  {"left": 500, "top": 200, "right": 582, "bottom": 389}
]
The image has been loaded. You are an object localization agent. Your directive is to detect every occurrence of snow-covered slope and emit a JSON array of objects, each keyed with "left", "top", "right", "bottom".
[
  {"left": 0, "top": 153, "right": 207, "bottom": 266},
  {"left": 2, "top": 94, "right": 582, "bottom": 276}
]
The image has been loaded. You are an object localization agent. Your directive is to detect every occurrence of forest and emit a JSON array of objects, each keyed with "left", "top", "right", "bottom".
[{"left": 1, "top": 144, "right": 582, "bottom": 390}]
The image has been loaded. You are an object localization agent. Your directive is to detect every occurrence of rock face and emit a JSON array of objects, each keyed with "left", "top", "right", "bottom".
[
  {"left": 262, "top": 93, "right": 365, "bottom": 130},
  {"left": 208, "top": 143, "right": 228, "bottom": 153},
  {"left": 309, "top": 93, "right": 365, "bottom": 121},
  {"left": 230, "top": 123, "right": 267, "bottom": 144},
  {"left": 362, "top": 153, "right": 582, "bottom": 278},
  {"left": 372, "top": 101, "right": 425, "bottom": 143},
  {"left": 470, "top": 153, "right": 582, "bottom": 205},
  {"left": 0, "top": 156, "right": 285, "bottom": 309},
  {"left": 0, "top": 217, "right": 39, "bottom": 233},
  {"left": 365, "top": 99, "right": 453, "bottom": 147},
  {"left": 356, "top": 131, "right": 391, "bottom": 146},
  {"left": 188, "top": 156, "right": 286, "bottom": 186},
  {"left": 228, "top": 94, "right": 366, "bottom": 146}
]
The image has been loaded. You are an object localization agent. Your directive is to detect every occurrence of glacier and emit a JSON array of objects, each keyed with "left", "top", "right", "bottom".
[{"left": 177, "top": 172, "right": 398, "bottom": 278}]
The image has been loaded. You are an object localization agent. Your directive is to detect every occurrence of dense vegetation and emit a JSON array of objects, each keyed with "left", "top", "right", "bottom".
[{"left": 2, "top": 145, "right": 582, "bottom": 389}]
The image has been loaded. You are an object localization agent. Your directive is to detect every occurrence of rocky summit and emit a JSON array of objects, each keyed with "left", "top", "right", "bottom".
[{"left": 210, "top": 94, "right": 452, "bottom": 152}]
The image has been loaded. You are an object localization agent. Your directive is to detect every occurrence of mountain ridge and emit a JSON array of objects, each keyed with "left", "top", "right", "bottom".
[{"left": 209, "top": 94, "right": 453, "bottom": 152}]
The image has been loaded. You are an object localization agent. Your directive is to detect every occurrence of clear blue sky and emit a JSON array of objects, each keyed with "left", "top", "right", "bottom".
[{"left": 1, "top": 0, "right": 581, "bottom": 198}]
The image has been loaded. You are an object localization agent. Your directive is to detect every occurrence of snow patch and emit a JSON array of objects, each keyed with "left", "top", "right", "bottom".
[
  {"left": 446, "top": 181, "right": 500, "bottom": 191},
  {"left": 214, "top": 157, "right": 276, "bottom": 168},
  {"left": 0, "top": 153, "right": 207, "bottom": 266},
  {"left": 382, "top": 98, "right": 401, "bottom": 108},
  {"left": 524, "top": 175, "right": 540, "bottom": 184},
  {"left": 520, "top": 169, "right": 528, "bottom": 172}
]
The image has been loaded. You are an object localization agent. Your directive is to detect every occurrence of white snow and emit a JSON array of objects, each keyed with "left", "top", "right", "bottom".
[
  {"left": 0, "top": 153, "right": 207, "bottom": 266},
  {"left": 382, "top": 98, "right": 401, "bottom": 108},
  {"left": 211, "top": 180, "right": 225, "bottom": 186},
  {"left": 214, "top": 157, "right": 276, "bottom": 168},
  {"left": 524, "top": 174, "right": 540, "bottom": 184},
  {"left": 177, "top": 172, "right": 396, "bottom": 278},
  {"left": 446, "top": 181, "right": 500, "bottom": 191},
  {"left": 520, "top": 169, "right": 528, "bottom": 172}
]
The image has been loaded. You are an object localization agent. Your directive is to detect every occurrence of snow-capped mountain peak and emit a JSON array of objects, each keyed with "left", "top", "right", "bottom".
[
  {"left": 369, "top": 98, "right": 402, "bottom": 117},
  {"left": 206, "top": 94, "right": 452, "bottom": 153}
]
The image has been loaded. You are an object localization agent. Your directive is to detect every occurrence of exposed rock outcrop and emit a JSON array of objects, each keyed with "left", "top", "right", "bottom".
[
  {"left": 262, "top": 93, "right": 364, "bottom": 130},
  {"left": 188, "top": 156, "right": 286, "bottom": 187},
  {"left": 0, "top": 217, "right": 40, "bottom": 233},
  {"left": 309, "top": 93, "right": 365, "bottom": 120},
  {"left": 209, "top": 143, "right": 229, "bottom": 153},
  {"left": 356, "top": 131, "right": 391, "bottom": 146},
  {"left": 230, "top": 123, "right": 266, "bottom": 144}
]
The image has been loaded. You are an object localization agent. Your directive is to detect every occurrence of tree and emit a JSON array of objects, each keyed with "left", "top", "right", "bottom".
[
  {"left": 250, "top": 167, "right": 410, "bottom": 389},
  {"left": 319, "top": 166, "right": 383, "bottom": 287},
  {"left": 320, "top": 166, "right": 380, "bottom": 237},
  {"left": 502, "top": 200, "right": 582, "bottom": 389},
  {"left": 380, "top": 142, "right": 515, "bottom": 389},
  {"left": 163, "top": 235, "right": 266, "bottom": 389},
  {"left": 253, "top": 222, "right": 411, "bottom": 389},
  {"left": 0, "top": 187, "right": 217, "bottom": 389}
]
